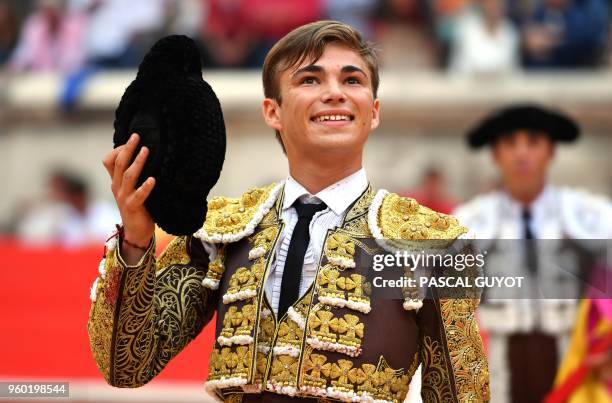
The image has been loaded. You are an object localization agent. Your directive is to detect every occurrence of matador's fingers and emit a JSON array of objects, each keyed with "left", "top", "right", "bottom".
[
  {"left": 129, "top": 177, "right": 156, "bottom": 207},
  {"left": 122, "top": 146, "right": 149, "bottom": 192},
  {"left": 112, "top": 133, "right": 139, "bottom": 195},
  {"left": 102, "top": 145, "right": 124, "bottom": 179}
]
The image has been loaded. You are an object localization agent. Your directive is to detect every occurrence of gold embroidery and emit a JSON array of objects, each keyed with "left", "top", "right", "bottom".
[
  {"left": 250, "top": 258, "right": 266, "bottom": 281},
  {"left": 390, "top": 374, "right": 411, "bottom": 402},
  {"left": 259, "top": 197, "right": 281, "bottom": 226},
  {"left": 306, "top": 306, "right": 365, "bottom": 357},
  {"left": 254, "top": 297, "right": 275, "bottom": 385},
  {"left": 342, "top": 216, "right": 372, "bottom": 237},
  {"left": 421, "top": 335, "right": 454, "bottom": 402},
  {"left": 390, "top": 354, "right": 418, "bottom": 401},
  {"left": 220, "top": 306, "right": 241, "bottom": 340},
  {"left": 219, "top": 304, "right": 257, "bottom": 341},
  {"left": 440, "top": 299, "right": 490, "bottom": 402},
  {"left": 308, "top": 310, "right": 337, "bottom": 343},
  {"left": 294, "top": 289, "right": 314, "bottom": 318},
  {"left": 326, "top": 233, "right": 355, "bottom": 255},
  {"left": 249, "top": 227, "right": 278, "bottom": 256},
  {"left": 276, "top": 319, "right": 303, "bottom": 348},
  {"left": 204, "top": 183, "right": 278, "bottom": 237},
  {"left": 378, "top": 193, "right": 468, "bottom": 245},
  {"left": 324, "top": 232, "right": 356, "bottom": 266},
  {"left": 324, "top": 359, "right": 355, "bottom": 392},
  {"left": 270, "top": 355, "right": 299, "bottom": 385},
  {"left": 258, "top": 313, "right": 275, "bottom": 343},
  {"left": 336, "top": 273, "right": 359, "bottom": 293},
  {"left": 237, "top": 304, "right": 256, "bottom": 336},
  {"left": 208, "top": 348, "right": 223, "bottom": 380},
  {"left": 344, "top": 186, "right": 374, "bottom": 222},
  {"left": 234, "top": 346, "right": 252, "bottom": 377},
  {"left": 348, "top": 366, "right": 367, "bottom": 385},
  {"left": 317, "top": 267, "right": 344, "bottom": 300},
  {"left": 224, "top": 394, "right": 243, "bottom": 403},
  {"left": 299, "top": 349, "right": 413, "bottom": 402},
  {"left": 372, "top": 367, "right": 396, "bottom": 399},
  {"left": 332, "top": 314, "right": 364, "bottom": 348},
  {"left": 88, "top": 246, "right": 213, "bottom": 387},
  {"left": 226, "top": 267, "right": 257, "bottom": 295},
  {"left": 370, "top": 357, "right": 405, "bottom": 402},
  {"left": 155, "top": 236, "right": 190, "bottom": 270},
  {"left": 339, "top": 273, "right": 370, "bottom": 306},
  {"left": 255, "top": 351, "right": 269, "bottom": 383},
  {"left": 316, "top": 268, "right": 371, "bottom": 313},
  {"left": 428, "top": 212, "right": 452, "bottom": 231},
  {"left": 205, "top": 245, "right": 226, "bottom": 283},
  {"left": 302, "top": 353, "right": 328, "bottom": 389},
  {"left": 356, "top": 364, "right": 377, "bottom": 396},
  {"left": 209, "top": 346, "right": 253, "bottom": 381},
  {"left": 223, "top": 348, "right": 239, "bottom": 373},
  {"left": 88, "top": 250, "right": 119, "bottom": 381}
]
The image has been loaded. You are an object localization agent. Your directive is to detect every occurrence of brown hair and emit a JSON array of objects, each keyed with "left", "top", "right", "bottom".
[{"left": 262, "top": 20, "right": 380, "bottom": 151}]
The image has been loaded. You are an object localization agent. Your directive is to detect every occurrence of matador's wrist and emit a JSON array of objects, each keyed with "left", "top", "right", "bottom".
[{"left": 115, "top": 224, "right": 152, "bottom": 252}]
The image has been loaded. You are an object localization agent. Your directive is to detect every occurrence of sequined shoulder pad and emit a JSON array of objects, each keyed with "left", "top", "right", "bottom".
[
  {"left": 367, "top": 189, "right": 468, "bottom": 249},
  {"left": 195, "top": 182, "right": 283, "bottom": 243}
]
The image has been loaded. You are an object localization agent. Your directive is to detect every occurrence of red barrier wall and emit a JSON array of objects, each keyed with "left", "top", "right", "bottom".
[{"left": 0, "top": 240, "right": 215, "bottom": 383}]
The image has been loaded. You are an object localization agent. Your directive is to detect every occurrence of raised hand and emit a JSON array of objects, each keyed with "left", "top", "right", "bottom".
[{"left": 103, "top": 133, "right": 156, "bottom": 261}]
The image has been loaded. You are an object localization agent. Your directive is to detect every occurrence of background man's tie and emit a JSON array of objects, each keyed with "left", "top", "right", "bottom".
[
  {"left": 522, "top": 207, "right": 538, "bottom": 275},
  {"left": 277, "top": 200, "right": 327, "bottom": 318}
]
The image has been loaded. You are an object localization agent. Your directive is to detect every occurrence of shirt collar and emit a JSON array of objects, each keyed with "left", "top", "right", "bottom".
[
  {"left": 282, "top": 168, "right": 368, "bottom": 215},
  {"left": 501, "top": 183, "right": 554, "bottom": 217}
]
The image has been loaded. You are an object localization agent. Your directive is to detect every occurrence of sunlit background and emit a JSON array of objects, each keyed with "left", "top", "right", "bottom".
[{"left": 0, "top": 0, "right": 611, "bottom": 402}]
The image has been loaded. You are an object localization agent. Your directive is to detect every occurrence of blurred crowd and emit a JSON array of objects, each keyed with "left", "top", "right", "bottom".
[
  {"left": 1, "top": 0, "right": 611, "bottom": 75},
  {"left": 11, "top": 169, "right": 120, "bottom": 247}
]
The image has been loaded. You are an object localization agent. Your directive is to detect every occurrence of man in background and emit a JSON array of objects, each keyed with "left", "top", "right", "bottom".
[{"left": 454, "top": 104, "right": 611, "bottom": 403}]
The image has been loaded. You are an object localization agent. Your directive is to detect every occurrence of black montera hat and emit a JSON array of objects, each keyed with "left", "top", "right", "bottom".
[
  {"left": 467, "top": 104, "right": 580, "bottom": 149},
  {"left": 113, "top": 35, "right": 226, "bottom": 235}
]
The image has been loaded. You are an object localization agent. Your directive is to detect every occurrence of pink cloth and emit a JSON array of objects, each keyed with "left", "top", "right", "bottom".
[
  {"left": 10, "top": 10, "right": 86, "bottom": 72},
  {"left": 587, "top": 266, "right": 612, "bottom": 394}
]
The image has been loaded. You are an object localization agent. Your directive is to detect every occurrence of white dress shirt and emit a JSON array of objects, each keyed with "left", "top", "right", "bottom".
[
  {"left": 185, "top": 169, "right": 368, "bottom": 315},
  {"left": 265, "top": 168, "right": 369, "bottom": 315},
  {"left": 497, "top": 184, "right": 557, "bottom": 239}
]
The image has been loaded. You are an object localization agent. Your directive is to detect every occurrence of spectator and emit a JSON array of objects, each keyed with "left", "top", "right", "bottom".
[
  {"left": 10, "top": 0, "right": 86, "bottom": 73},
  {"left": 201, "top": 0, "right": 323, "bottom": 68},
  {"left": 432, "top": 0, "right": 469, "bottom": 67},
  {"left": 80, "top": 0, "right": 165, "bottom": 68},
  {"left": 0, "top": 2, "right": 18, "bottom": 65},
  {"left": 323, "top": 0, "right": 377, "bottom": 40},
  {"left": 374, "top": 0, "right": 439, "bottom": 69},
  {"left": 449, "top": 0, "right": 520, "bottom": 75},
  {"left": 200, "top": 0, "right": 260, "bottom": 68},
  {"left": 164, "top": 0, "right": 203, "bottom": 37},
  {"left": 16, "top": 170, "right": 120, "bottom": 247},
  {"left": 522, "top": 0, "right": 609, "bottom": 68},
  {"left": 241, "top": 0, "right": 324, "bottom": 66}
]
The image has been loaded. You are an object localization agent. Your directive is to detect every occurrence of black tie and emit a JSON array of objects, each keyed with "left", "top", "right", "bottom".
[
  {"left": 278, "top": 200, "right": 327, "bottom": 318},
  {"left": 522, "top": 207, "right": 538, "bottom": 275}
]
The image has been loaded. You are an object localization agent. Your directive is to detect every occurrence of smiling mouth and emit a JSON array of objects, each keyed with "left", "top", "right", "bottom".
[{"left": 311, "top": 114, "right": 355, "bottom": 123}]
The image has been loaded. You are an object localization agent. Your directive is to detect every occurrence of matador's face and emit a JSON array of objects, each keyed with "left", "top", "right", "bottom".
[
  {"left": 262, "top": 44, "right": 380, "bottom": 164},
  {"left": 492, "top": 129, "right": 555, "bottom": 190}
]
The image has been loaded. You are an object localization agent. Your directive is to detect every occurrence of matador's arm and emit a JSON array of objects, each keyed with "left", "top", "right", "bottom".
[
  {"left": 417, "top": 242, "right": 490, "bottom": 403},
  {"left": 87, "top": 234, "right": 218, "bottom": 387}
]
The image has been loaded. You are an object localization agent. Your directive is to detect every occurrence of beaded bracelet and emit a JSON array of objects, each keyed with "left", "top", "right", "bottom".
[{"left": 115, "top": 224, "right": 151, "bottom": 252}]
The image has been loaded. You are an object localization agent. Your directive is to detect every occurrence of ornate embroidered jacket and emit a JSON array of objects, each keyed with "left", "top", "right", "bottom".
[{"left": 88, "top": 182, "right": 490, "bottom": 403}]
